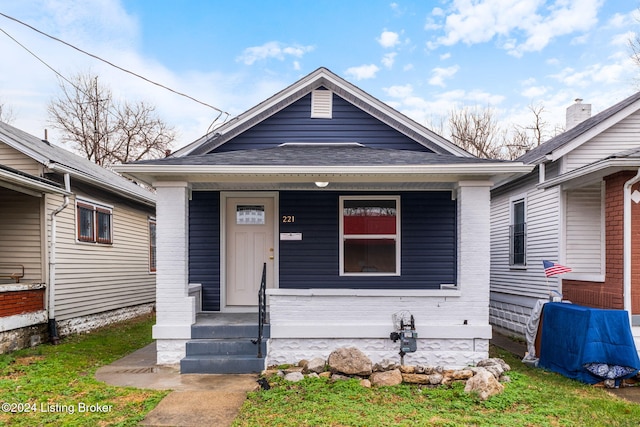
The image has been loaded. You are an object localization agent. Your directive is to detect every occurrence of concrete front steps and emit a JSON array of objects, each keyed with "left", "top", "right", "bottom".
[{"left": 180, "top": 314, "right": 269, "bottom": 374}]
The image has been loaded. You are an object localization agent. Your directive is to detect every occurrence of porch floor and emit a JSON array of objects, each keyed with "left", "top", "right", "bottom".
[{"left": 194, "top": 312, "right": 269, "bottom": 326}]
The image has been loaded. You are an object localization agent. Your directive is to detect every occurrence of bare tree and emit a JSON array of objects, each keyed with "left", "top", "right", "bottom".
[
  {"left": 48, "top": 72, "right": 175, "bottom": 166},
  {"left": 448, "top": 105, "right": 502, "bottom": 159},
  {"left": 0, "top": 100, "right": 15, "bottom": 124}
]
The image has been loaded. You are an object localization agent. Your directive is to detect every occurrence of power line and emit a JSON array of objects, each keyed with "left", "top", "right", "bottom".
[{"left": 0, "top": 12, "right": 230, "bottom": 119}]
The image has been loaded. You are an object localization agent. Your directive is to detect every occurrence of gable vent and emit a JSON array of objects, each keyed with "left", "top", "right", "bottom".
[{"left": 311, "top": 89, "right": 333, "bottom": 119}]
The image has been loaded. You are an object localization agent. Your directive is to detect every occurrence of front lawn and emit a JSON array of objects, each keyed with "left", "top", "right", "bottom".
[
  {"left": 234, "top": 346, "right": 640, "bottom": 427},
  {"left": 0, "top": 314, "right": 167, "bottom": 426}
]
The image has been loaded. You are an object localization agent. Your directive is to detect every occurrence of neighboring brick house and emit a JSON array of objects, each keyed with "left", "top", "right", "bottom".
[
  {"left": 0, "top": 121, "right": 157, "bottom": 353},
  {"left": 490, "top": 93, "right": 640, "bottom": 344},
  {"left": 117, "top": 67, "right": 531, "bottom": 372}
]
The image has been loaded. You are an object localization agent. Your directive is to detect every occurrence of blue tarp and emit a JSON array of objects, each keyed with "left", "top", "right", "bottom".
[{"left": 538, "top": 302, "right": 640, "bottom": 384}]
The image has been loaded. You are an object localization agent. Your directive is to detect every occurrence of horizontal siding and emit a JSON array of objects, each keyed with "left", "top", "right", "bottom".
[
  {"left": 0, "top": 142, "right": 42, "bottom": 176},
  {"left": 279, "top": 191, "right": 456, "bottom": 289},
  {"left": 213, "top": 93, "right": 434, "bottom": 152},
  {"left": 47, "top": 190, "right": 155, "bottom": 321},
  {"left": 189, "top": 191, "right": 221, "bottom": 311},
  {"left": 565, "top": 183, "right": 603, "bottom": 274},
  {"left": 565, "top": 110, "right": 640, "bottom": 172},
  {"left": 0, "top": 187, "right": 43, "bottom": 282},
  {"left": 490, "top": 173, "right": 562, "bottom": 298}
]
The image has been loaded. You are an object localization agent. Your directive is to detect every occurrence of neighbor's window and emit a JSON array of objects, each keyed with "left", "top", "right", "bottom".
[
  {"left": 149, "top": 218, "right": 157, "bottom": 272},
  {"left": 340, "top": 196, "right": 400, "bottom": 275},
  {"left": 510, "top": 198, "right": 526, "bottom": 266},
  {"left": 77, "top": 200, "right": 112, "bottom": 244}
]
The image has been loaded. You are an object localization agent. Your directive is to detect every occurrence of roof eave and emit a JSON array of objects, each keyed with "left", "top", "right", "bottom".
[
  {"left": 49, "top": 163, "right": 155, "bottom": 207},
  {"left": 115, "top": 163, "right": 533, "bottom": 187}
]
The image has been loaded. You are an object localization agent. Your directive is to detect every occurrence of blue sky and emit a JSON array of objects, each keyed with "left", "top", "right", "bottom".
[{"left": 0, "top": 0, "right": 639, "bottom": 151}]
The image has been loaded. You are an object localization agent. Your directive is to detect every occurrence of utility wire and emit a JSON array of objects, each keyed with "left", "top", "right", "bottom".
[{"left": 0, "top": 12, "right": 231, "bottom": 120}]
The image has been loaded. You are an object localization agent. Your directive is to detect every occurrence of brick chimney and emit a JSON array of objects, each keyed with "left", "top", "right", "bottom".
[{"left": 566, "top": 98, "right": 591, "bottom": 130}]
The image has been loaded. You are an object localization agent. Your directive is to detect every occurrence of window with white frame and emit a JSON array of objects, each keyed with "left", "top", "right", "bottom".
[
  {"left": 340, "top": 196, "right": 400, "bottom": 275},
  {"left": 77, "top": 200, "right": 112, "bottom": 244},
  {"left": 509, "top": 198, "right": 526, "bottom": 266},
  {"left": 149, "top": 218, "right": 157, "bottom": 272}
]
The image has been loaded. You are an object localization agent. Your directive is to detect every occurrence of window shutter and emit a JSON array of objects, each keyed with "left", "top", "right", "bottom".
[{"left": 311, "top": 90, "right": 332, "bottom": 118}]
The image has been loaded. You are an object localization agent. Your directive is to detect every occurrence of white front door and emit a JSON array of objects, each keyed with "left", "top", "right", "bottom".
[{"left": 225, "top": 197, "right": 275, "bottom": 307}]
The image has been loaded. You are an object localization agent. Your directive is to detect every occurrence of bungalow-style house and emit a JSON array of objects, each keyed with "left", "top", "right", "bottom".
[
  {"left": 0, "top": 121, "right": 156, "bottom": 353},
  {"left": 490, "top": 93, "right": 640, "bottom": 345},
  {"left": 116, "top": 67, "right": 531, "bottom": 372}
]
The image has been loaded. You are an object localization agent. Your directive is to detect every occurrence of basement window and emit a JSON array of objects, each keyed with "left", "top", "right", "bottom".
[{"left": 311, "top": 89, "right": 333, "bottom": 119}]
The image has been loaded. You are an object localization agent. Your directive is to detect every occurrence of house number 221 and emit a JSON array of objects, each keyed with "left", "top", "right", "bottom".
[{"left": 282, "top": 215, "right": 295, "bottom": 223}]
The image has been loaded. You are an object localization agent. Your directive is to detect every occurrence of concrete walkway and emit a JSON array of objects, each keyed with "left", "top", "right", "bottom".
[{"left": 95, "top": 342, "right": 259, "bottom": 427}]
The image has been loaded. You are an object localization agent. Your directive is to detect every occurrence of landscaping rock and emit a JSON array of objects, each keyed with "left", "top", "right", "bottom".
[
  {"left": 304, "top": 357, "right": 326, "bottom": 374},
  {"left": 429, "top": 373, "right": 444, "bottom": 385},
  {"left": 399, "top": 365, "right": 415, "bottom": 374},
  {"left": 464, "top": 368, "right": 504, "bottom": 400},
  {"left": 373, "top": 359, "right": 398, "bottom": 372},
  {"left": 360, "top": 379, "right": 372, "bottom": 388},
  {"left": 370, "top": 369, "right": 403, "bottom": 386},
  {"left": 331, "top": 373, "right": 352, "bottom": 382},
  {"left": 452, "top": 369, "right": 474, "bottom": 380},
  {"left": 328, "top": 347, "right": 372, "bottom": 376},
  {"left": 401, "top": 373, "right": 431, "bottom": 385},
  {"left": 284, "top": 372, "right": 305, "bottom": 383},
  {"left": 319, "top": 372, "right": 332, "bottom": 379}
]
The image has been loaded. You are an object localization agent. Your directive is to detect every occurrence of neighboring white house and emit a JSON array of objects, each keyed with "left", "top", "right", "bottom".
[
  {"left": 117, "top": 68, "right": 532, "bottom": 372},
  {"left": 0, "top": 121, "right": 156, "bottom": 352},
  {"left": 490, "top": 93, "right": 640, "bottom": 341}
]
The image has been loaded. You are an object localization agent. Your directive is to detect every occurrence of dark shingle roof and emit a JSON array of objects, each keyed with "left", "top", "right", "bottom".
[
  {"left": 133, "top": 144, "right": 509, "bottom": 167},
  {"left": 518, "top": 91, "right": 640, "bottom": 164}
]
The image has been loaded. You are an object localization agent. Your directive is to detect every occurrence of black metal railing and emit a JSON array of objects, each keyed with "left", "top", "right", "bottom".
[{"left": 257, "top": 262, "right": 267, "bottom": 358}]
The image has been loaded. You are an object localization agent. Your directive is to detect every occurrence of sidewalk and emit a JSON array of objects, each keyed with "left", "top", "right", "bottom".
[{"left": 95, "top": 342, "right": 259, "bottom": 427}]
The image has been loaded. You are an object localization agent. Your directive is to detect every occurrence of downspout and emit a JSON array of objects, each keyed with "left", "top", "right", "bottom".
[
  {"left": 623, "top": 169, "right": 640, "bottom": 326},
  {"left": 48, "top": 173, "right": 70, "bottom": 344}
]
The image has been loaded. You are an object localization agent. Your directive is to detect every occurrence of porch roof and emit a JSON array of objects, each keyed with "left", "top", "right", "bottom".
[{"left": 116, "top": 144, "right": 532, "bottom": 187}]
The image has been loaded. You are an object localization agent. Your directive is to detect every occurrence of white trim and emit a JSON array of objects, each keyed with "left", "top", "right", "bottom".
[
  {"left": 75, "top": 198, "right": 113, "bottom": 245},
  {"left": 267, "top": 288, "right": 462, "bottom": 297},
  {"left": 509, "top": 193, "right": 527, "bottom": 267},
  {"left": 339, "top": 195, "right": 401, "bottom": 276},
  {"left": 220, "top": 191, "right": 279, "bottom": 311},
  {"left": 0, "top": 310, "right": 47, "bottom": 332}
]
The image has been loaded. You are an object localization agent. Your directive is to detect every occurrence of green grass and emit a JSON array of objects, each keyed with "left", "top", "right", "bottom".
[
  {"left": 0, "top": 314, "right": 168, "bottom": 427},
  {"left": 234, "top": 347, "right": 640, "bottom": 427}
]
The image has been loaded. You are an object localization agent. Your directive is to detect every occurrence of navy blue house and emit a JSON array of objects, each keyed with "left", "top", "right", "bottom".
[{"left": 118, "top": 68, "right": 531, "bottom": 372}]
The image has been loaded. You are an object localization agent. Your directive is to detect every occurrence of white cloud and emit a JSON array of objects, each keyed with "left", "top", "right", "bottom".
[
  {"left": 384, "top": 84, "right": 414, "bottom": 98},
  {"left": 382, "top": 52, "right": 397, "bottom": 68},
  {"left": 377, "top": 30, "right": 400, "bottom": 48},
  {"left": 236, "top": 41, "right": 314, "bottom": 65},
  {"left": 428, "top": 65, "right": 460, "bottom": 87},
  {"left": 344, "top": 64, "right": 380, "bottom": 80},
  {"left": 521, "top": 86, "right": 548, "bottom": 98},
  {"left": 429, "top": 0, "right": 604, "bottom": 57},
  {"left": 439, "top": 52, "right": 451, "bottom": 60}
]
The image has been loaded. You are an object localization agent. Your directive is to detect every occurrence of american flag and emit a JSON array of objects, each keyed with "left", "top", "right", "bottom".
[{"left": 543, "top": 260, "right": 572, "bottom": 277}]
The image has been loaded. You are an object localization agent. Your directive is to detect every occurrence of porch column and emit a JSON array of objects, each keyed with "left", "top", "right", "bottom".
[
  {"left": 456, "top": 181, "right": 492, "bottom": 324},
  {"left": 153, "top": 181, "right": 195, "bottom": 364}
]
